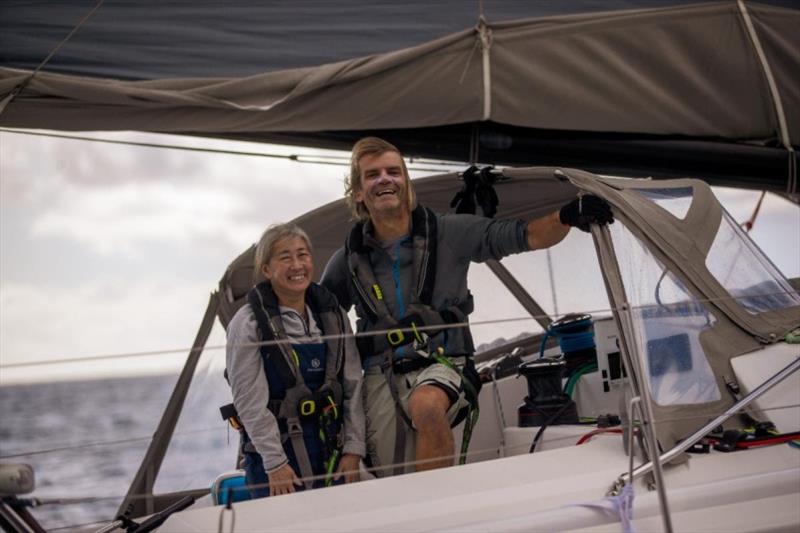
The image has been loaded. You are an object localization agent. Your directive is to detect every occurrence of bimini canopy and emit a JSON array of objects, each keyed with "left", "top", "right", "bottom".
[
  {"left": 216, "top": 165, "right": 800, "bottom": 448},
  {"left": 1, "top": 1, "right": 798, "bottom": 194},
  {"left": 216, "top": 168, "right": 579, "bottom": 327}
]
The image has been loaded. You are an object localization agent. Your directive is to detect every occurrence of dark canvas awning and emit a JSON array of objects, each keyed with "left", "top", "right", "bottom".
[{"left": 1, "top": 1, "right": 798, "bottom": 193}]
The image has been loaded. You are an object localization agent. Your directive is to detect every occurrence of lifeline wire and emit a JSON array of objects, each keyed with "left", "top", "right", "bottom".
[
  {"left": 2, "top": 288, "right": 797, "bottom": 370},
  {"left": 0, "top": 128, "right": 456, "bottom": 173},
  {"left": 0, "top": 425, "right": 219, "bottom": 460}
]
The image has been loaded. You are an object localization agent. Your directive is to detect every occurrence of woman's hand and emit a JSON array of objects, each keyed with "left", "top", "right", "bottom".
[
  {"left": 267, "top": 463, "right": 302, "bottom": 496},
  {"left": 333, "top": 453, "right": 362, "bottom": 484}
]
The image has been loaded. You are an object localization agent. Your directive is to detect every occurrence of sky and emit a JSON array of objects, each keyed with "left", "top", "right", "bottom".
[{"left": 0, "top": 129, "right": 798, "bottom": 384}]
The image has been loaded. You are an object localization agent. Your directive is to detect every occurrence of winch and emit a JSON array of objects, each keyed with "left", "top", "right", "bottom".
[{"left": 517, "top": 356, "right": 578, "bottom": 427}]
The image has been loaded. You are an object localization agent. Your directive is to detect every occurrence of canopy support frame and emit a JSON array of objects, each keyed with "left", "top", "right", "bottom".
[
  {"left": 737, "top": 0, "right": 797, "bottom": 195},
  {"left": 486, "top": 259, "right": 552, "bottom": 330},
  {"left": 590, "top": 222, "right": 675, "bottom": 533},
  {"left": 117, "top": 292, "right": 220, "bottom": 519}
]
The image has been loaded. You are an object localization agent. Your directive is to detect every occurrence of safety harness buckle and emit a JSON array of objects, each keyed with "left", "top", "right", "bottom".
[
  {"left": 387, "top": 316, "right": 428, "bottom": 348},
  {"left": 387, "top": 328, "right": 406, "bottom": 346},
  {"left": 299, "top": 398, "right": 317, "bottom": 418}
]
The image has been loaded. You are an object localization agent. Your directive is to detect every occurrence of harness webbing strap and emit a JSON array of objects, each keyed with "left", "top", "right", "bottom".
[
  {"left": 248, "top": 287, "right": 299, "bottom": 391},
  {"left": 384, "top": 364, "right": 411, "bottom": 477},
  {"left": 431, "top": 353, "right": 480, "bottom": 465},
  {"left": 286, "top": 417, "right": 314, "bottom": 490},
  {"left": 345, "top": 205, "right": 438, "bottom": 328}
]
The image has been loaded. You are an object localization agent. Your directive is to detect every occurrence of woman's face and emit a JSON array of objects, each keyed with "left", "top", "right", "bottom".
[{"left": 261, "top": 235, "right": 313, "bottom": 301}]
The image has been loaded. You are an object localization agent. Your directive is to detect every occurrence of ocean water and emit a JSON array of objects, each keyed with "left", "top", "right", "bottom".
[{"left": 0, "top": 373, "right": 237, "bottom": 531}]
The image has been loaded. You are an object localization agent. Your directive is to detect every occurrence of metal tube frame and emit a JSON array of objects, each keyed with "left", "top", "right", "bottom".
[
  {"left": 590, "top": 223, "right": 674, "bottom": 533},
  {"left": 611, "top": 356, "right": 800, "bottom": 492}
]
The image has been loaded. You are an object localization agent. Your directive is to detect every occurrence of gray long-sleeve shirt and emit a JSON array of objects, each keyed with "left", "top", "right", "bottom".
[
  {"left": 321, "top": 210, "right": 530, "bottom": 358},
  {"left": 226, "top": 300, "right": 366, "bottom": 473}
]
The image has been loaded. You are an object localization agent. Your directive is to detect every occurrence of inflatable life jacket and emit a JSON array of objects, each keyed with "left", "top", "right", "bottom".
[
  {"left": 224, "top": 281, "right": 346, "bottom": 489},
  {"left": 345, "top": 205, "right": 474, "bottom": 362},
  {"left": 345, "top": 206, "right": 481, "bottom": 472}
]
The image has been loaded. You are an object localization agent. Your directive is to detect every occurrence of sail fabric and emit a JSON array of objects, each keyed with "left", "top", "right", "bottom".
[{"left": 1, "top": 2, "right": 798, "bottom": 191}]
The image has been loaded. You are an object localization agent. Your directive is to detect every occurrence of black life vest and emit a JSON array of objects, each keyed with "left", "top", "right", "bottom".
[
  {"left": 345, "top": 207, "right": 482, "bottom": 472},
  {"left": 345, "top": 205, "right": 474, "bottom": 360},
  {"left": 245, "top": 281, "right": 346, "bottom": 488}
]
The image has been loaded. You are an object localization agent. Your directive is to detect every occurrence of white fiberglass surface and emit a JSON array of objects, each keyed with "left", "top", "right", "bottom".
[
  {"left": 631, "top": 186, "right": 693, "bottom": 220},
  {"left": 610, "top": 222, "right": 721, "bottom": 406},
  {"left": 706, "top": 210, "right": 800, "bottom": 314}
]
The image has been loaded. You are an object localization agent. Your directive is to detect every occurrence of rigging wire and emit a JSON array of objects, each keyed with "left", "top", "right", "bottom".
[
  {"left": 0, "top": 1, "right": 105, "bottom": 115},
  {"left": 0, "top": 425, "right": 220, "bottom": 460},
  {"left": 741, "top": 190, "right": 767, "bottom": 232},
  {"left": 0, "top": 128, "right": 460, "bottom": 172},
  {"left": 2, "top": 288, "right": 797, "bottom": 371}
]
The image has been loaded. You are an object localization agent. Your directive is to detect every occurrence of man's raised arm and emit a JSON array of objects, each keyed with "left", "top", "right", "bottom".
[{"left": 526, "top": 195, "right": 614, "bottom": 251}]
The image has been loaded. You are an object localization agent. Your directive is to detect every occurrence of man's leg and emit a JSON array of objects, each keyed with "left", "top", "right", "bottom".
[
  {"left": 363, "top": 368, "right": 407, "bottom": 477},
  {"left": 407, "top": 384, "right": 454, "bottom": 471}
]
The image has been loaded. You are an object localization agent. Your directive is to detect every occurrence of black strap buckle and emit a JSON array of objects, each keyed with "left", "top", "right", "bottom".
[
  {"left": 391, "top": 356, "right": 435, "bottom": 375},
  {"left": 219, "top": 403, "right": 243, "bottom": 430}
]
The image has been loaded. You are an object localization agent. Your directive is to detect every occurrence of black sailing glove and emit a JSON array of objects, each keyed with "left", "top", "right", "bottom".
[
  {"left": 559, "top": 194, "right": 614, "bottom": 232},
  {"left": 451, "top": 166, "right": 479, "bottom": 215},
  {"left": 475, "top": 172, "right": 499, "bottom": 219},
  {"left": 451, "top": 166, "right": 499, "bottom": 218}
]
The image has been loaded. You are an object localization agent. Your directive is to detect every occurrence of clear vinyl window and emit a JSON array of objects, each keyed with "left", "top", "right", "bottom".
[
  {"left": 705, "top": 210, "right": 800, "bottom": 314},
  {"left": 610, "top": 222, "right": 720, "bottom": 406}
]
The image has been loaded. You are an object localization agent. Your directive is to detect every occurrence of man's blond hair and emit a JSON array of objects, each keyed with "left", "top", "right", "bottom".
[{"left": 345, "top": 136, "right": 416, "bottom": 221}]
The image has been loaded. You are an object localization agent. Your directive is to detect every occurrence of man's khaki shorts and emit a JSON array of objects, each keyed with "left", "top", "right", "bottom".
[{"left": 363, "top": 361, "right": 470, "bottom": 477}]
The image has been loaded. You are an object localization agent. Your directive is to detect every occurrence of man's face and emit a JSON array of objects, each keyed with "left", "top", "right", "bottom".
[
  {"left": 355, "top": 151, "right": 409, "bottom": 217},
  {"left": 261, "top": 236, "right": 314, "bottom": 301}
]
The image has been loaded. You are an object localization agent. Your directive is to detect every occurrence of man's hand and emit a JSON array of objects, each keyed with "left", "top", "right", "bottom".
[
  {"left": 559, "top": 195, "right": 614, "bottom": 232},
  {"left": 267, "top": 463, "right": 302, "bottom": 496},
  {"left": 333, "top": 453, "right": 362, "bottom": 484}
]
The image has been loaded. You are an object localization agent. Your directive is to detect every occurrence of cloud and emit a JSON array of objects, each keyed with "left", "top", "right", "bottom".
[
  {"left": 2, "top": 131, "right": 348, "bottom": 258},
  {"left": 1, "top": 130, "right": 347, "bottom": 202},
  {"left": 30, "top": 181, "right": 254, "bottom": 256}
]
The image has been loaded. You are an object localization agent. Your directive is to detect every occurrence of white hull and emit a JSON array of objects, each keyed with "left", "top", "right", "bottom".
[{"left": 162, "top": 434, "right": 800, "bottom": 532}]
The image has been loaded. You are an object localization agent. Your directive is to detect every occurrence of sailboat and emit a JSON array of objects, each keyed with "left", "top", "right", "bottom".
[{"left": 1, "top": 1, "right": 798, "bottom": 531}]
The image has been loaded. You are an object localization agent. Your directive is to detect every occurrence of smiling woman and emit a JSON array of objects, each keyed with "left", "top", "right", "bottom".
[{"left": 224, "top": 221, "right": 365, "bottom": 499}]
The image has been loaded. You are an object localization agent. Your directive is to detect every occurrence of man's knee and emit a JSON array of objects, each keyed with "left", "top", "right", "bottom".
[{"left": 408, "top": 384, "right": 451, "bottom": 432}]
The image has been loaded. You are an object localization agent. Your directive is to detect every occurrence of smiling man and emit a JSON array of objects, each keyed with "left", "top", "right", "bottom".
[{"left": 321, "top": 137, "right": 613, "bottom": 477}]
